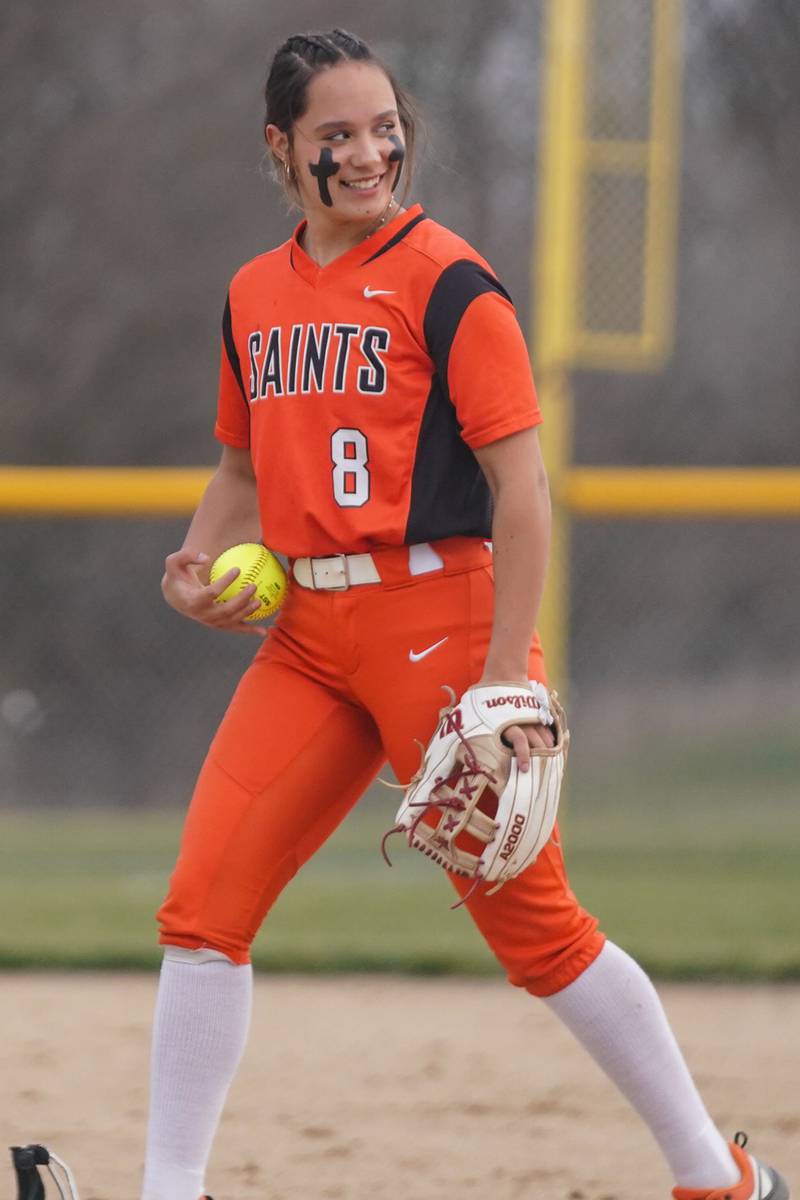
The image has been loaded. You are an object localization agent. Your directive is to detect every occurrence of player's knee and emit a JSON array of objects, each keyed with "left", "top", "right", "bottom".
[
  {"left": 157, "top": 887, "right": 256, "bottom": 964},
  {"left": 509, "top": 929, "right": 606, "bottom": 998}
]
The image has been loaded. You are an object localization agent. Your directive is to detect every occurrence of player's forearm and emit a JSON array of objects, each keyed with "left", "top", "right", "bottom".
[
  {"left": 480, "top": 474, "right": 551, "bottom": 682},
  {"left": 181, "top": 465, "right": 261, "bottom": 582}
]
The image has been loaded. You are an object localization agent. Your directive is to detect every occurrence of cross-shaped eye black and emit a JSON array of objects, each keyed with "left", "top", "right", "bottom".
[
  {"left": 309, "top": 148, "right": 341, "bottom": 207},
  {"left": 388, "top": 134, "right": 405, "bottom": 185}
]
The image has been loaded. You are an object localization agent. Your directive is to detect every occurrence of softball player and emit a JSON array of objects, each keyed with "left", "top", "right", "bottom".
[{"left": 147, "top": 29, "right": 788, "bottom": 1200}]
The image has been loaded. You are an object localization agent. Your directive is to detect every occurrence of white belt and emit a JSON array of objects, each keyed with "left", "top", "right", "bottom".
[{"left": 292, "top": 542, "right": 445, "bottom": 591}]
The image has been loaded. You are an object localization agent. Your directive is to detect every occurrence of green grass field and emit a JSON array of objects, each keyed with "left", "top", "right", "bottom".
[{"left": 2, "top": 728, "right": 798, "bottom": 979}]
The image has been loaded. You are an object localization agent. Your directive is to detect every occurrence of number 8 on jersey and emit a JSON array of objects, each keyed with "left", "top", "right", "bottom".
[{"left": 331, "top": 427, "right": 369, "bottom": 507}]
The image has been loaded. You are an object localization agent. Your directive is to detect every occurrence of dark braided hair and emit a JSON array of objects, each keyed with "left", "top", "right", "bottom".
[{"left": 264, "top": 28, "right": 418, "bottom": 203}]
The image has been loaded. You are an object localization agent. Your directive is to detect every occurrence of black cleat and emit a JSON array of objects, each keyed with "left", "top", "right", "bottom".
[{"left": 10, "top": 1146, "right": 80, "bottom": 1200}]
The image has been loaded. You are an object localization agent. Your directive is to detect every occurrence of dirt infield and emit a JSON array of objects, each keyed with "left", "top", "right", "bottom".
[{"left": 2, "top": 975, "right": 798, "bottom": 1200}]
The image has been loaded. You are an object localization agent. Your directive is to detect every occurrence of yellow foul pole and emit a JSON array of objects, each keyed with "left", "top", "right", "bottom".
[{"left": 533, "top": 0, "right": 588, "bottom": 688}]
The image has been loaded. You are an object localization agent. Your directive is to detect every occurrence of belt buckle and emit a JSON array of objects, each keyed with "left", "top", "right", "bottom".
[{"left": 311, "top": 553, "right": 351, "bottom": 591}]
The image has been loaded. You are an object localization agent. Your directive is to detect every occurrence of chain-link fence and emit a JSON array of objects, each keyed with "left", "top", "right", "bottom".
[{"left": 2, "top": 0, "right": 799, "bottom": 808}]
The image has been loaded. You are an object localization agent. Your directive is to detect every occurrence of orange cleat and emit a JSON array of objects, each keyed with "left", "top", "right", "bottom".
[{"left": 673, "top": 1133, "right": 790, "bottom": 1200}]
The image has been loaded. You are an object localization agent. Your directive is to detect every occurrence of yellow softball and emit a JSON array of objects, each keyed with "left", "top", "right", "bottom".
[{"left": 209, "top": 543, "right": 287, "bottom": 621}]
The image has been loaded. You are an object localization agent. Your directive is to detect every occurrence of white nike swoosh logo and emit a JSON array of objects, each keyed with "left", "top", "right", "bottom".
[
  {"left": 363, "top": 286, "right": 396, "bottom": 298},
  {"left": 409, "top": 636, "right": 449, "bottom": 663}
]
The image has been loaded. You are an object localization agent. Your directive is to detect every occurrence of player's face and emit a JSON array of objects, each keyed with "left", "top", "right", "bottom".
[{"left": 289, "top": 62, "right": 403, "bottom": 224}]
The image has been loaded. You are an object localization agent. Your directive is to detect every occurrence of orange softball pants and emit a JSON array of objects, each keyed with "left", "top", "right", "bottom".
[{"left": 157, "top": 537, "right": 604, "bottom": 997}]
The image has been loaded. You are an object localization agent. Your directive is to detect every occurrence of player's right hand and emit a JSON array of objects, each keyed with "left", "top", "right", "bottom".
[{"left": 161, "top": 547, "right": 267, "bottom": 637}]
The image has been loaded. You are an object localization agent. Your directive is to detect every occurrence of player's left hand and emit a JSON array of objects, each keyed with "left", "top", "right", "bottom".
[
  {"left": 477, "top": 675, "right": 555, "bottom": 770},
  {"left": 502, "top": 720, "right": 555, "bottom": 771}
]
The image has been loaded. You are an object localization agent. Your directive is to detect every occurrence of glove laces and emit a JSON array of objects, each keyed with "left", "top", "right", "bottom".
[{"left": 380, "top": 692, "right": 499, "bottom": 909}]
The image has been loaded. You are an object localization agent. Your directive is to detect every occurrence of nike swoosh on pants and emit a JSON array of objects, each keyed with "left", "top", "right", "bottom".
[{"left": 408, "top": 636, "right": 449, "bottom": 663}]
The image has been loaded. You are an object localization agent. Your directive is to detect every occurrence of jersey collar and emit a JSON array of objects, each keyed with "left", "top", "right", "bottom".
[{"left": 289, "top": 203, "right": 425, "bottom": 288}]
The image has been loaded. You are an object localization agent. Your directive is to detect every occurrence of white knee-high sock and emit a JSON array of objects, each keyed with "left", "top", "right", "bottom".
[
  {"left": 544, "top": 941, "right": 739, "bottom": 1190},
  {"left": 141, "top": 949, "right": 253, "bottom": 1200}
]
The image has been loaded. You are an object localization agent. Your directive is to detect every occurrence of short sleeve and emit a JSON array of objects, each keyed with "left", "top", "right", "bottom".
[
  {"left": 214, "top": 292, "right": 251, "bottom": 448},
  {"left": 423, "top": 260, "right": 541, "bottom": 451}
]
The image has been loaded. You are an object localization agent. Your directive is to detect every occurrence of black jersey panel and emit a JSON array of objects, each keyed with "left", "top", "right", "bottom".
[
  {"left": 222, "top": 293, "right": 246, "bottom": 400},
  {"left": 405, "top": 375, "right": 494, "bottom": 544},
  {"left": 404, "top": 260, "right": 509, "bottom": 543},
  {"left": 423, "top": 259, "right": 512, "bottom": 384}
]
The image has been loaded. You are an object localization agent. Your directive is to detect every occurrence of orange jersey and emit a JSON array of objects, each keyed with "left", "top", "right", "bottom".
[{"left": 215, "top": 204, "right": 541, "bottom": 558}]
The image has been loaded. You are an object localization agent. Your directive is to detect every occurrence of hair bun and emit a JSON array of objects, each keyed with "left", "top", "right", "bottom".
[
  {"left": 283, "top": 33, "right": 336, "bottom": 61},
  {"left": 280, "top": 29, "right": 370, "bottom": 63},
  {"left": 330, "top": 28, "right": 369, "bottom": 54}
]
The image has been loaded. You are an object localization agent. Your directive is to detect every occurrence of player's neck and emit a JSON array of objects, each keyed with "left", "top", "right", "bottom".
[{"left": 301, "top": 201, "right": 402, "bottom": 267}]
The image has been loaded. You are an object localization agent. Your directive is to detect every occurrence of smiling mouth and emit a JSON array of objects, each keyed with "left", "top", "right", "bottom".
[{"left": 341, "top": 174, "right": 385, "bottom": 191}]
